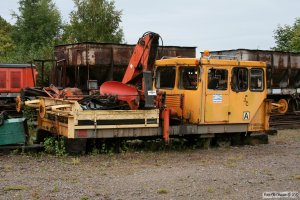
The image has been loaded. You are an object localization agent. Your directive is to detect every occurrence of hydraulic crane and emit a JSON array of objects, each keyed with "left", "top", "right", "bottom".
[{"left": 100, "top": 32, "right": 161, "bottom": 110}]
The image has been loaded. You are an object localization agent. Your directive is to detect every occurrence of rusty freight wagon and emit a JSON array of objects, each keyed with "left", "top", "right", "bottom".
[
  {"left": 52, "top": 42, "right": 196, "bottom": 92},
  {"left": 208, "top": 49, "right": 300, "bottom": 113}
]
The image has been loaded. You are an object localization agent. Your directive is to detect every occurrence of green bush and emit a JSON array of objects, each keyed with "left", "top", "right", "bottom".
[{"left": 44, "top": 137, "right": 67, "bottom": 157}]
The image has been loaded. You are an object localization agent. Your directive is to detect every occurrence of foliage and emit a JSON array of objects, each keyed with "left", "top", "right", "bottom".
[
  {"left": 44, "top": 137, "right": 67, "bottom": 157},
  {"left": 23, "top": 107, "right": 36, "bottom": 128},
  {"left": 273, "top": 18, "right": 300, "bottom": 52},
  {"left": 0, "top": 16, "right": 15, "bottom": 62},
  {"left": 11, "top": 0, "right": 62, "bottom": 62},
  {"left": 62, "top": 0, "right": 124, "bottom": 43},
  {"left": 9, "top": 0, "right": 62, "bottom": 85}
]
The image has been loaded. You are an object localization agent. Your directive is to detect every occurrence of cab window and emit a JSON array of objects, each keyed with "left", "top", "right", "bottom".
[
  {"left": 250, "top": 68, "right": 264, "bottom": 91},
  {"left": 155, "top": 66, "right": 176, "bottom": 89},
  {"left": 231, "top": 67, "right": 248, "bottom": 92},
  {"left": 178, "top": 67, "right": 198, "bottom": 90},
  {"left": 207, "top": 68, "right": 228, "bottom": 90}
]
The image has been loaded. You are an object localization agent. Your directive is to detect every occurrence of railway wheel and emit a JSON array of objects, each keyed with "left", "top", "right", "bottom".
[{"left": 278, "top": 99, "right": 288, "bottom": 114}]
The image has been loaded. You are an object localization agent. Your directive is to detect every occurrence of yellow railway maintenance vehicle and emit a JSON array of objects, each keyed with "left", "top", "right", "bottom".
[
  {"left": 22, "top": 53, "right": 281, "bottom": 148},
  {"left": 20, "top": 33, "right": 284, "bottom": 150}
]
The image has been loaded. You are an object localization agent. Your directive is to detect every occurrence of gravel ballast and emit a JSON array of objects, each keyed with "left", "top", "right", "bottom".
[{"left": 0, "top": 129, "right": 299, "bottom": 200}]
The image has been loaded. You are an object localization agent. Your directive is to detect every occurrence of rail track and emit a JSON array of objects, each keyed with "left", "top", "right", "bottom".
[{"left": 270, "top": 112, "right": 300, "bottom": 130}]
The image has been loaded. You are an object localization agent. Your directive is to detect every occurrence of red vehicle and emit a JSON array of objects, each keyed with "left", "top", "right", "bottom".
[{"left": 0, "top": 64, "right": 37, "bottom": 114}]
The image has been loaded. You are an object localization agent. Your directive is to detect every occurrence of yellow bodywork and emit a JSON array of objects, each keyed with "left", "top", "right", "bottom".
[
  {"left": 155, "top": 57, "right": 270, "bottom": 132},
  {"left": 22, "top": 57, "right": 270, "bottom": 139}
]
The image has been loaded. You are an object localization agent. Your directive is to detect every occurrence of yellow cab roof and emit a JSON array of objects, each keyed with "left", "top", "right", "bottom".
[{"left": 155, "top": 57, "right": 266, "bottom": 68}]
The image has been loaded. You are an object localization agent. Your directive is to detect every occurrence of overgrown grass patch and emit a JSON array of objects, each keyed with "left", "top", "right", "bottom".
[{"left": 3, "top": 185, "right": 27, "bottom": 191}]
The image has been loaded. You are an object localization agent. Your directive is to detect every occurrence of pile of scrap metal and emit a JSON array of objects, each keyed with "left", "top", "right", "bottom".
[{"left": 18, "top": 84, "right": 132, "bottom": 111}]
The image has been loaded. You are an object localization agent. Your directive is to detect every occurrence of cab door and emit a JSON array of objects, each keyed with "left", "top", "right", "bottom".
[
  {"left": 229, "top": 67, "right": 265, "bottom": 123},
  {"left": 204, "top": 67, "right": 230, "bottom": 123}
]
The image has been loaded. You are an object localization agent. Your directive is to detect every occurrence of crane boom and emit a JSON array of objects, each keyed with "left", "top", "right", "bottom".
[
  {"left": 100, "top": 32, "right": 160, "bottom": 110},
  {"left": 122, "top": 32, "right": 160, "bottom": 85}
]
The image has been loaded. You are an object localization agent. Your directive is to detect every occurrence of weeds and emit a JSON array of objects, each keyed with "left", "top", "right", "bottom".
[
  {"left": 224, "top": 155, "right": 243, "bottom": 168},
  {"left": 52, "top": 182, "right": 59, "bottom": 193},
  {"left": 71, "top": 157, "right": 81, "bottom": 165},
  {"left": 81, "top": 196, "right": 90, "bottom": 200},
  {"left": 3, "top": 185, "right": 27, "bottom": 191},
  {"left": 207, "top": 187, "right": 215, "bottom": 193},
  {"left": 3, "top": 165, "right": 13, "bottom": 172},
  {"left": 294, "top": 174, "right": 300, "bottom": 180},
  {"left": 23, "top": 107, "right": 37, "bottom": 143},
  {"left": 10, "top": 148, "right": 20, "bottom": 155},
  {"left": 262, "top": 168, "right": 273, "bottom": 176},
  {"left": 157, "top": 188, "right": 168, "bottom": 194},
  {"left": 44, "top": 137, "right": 67, "bottom": 157}
]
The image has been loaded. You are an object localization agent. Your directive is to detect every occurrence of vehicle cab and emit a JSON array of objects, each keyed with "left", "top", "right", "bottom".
[{"left": 154, "top": 56, "right": 270, "bottom": 132}]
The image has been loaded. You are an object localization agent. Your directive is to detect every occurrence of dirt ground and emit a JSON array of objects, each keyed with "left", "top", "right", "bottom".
[{"left": 0, "top": 129, "right": 299, "bottom": 200}]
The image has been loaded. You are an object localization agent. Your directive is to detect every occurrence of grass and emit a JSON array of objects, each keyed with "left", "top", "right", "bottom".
[
  {"left": 3, "top": 165, "right": 13, "bottom": 172},
  {"left": 294, "top": 175, "right": 300, "bottom": 180},
  {"left": 207, "top": 187, "right": 215, "bottom": 193},
  {"left": 52, "top": 182, "right": 60, "bottom": 193},
  {"left": 3, "top": 185, "right": 27, "bottom": 191},
  {"left": 262, "top": 168, "right": 273, "bottom": 176},
  {"left": 71, "top": 157, "right": 81, "bottom": 165},
  {"left": 224, "top": 155, "right": 243, "bottom": 168},
  {"left": 157, "top": 188, "right": 168, "bottom": 194}
]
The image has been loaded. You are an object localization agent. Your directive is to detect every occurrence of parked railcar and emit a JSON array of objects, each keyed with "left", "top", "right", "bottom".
[
  {"left": 53, "top": 42, "right": 196, "bottom": 92},
  {"left": 23, "top": 57, "right": 271, "bottom": 148},
  {"left": 0, "top": 64, "right": 37, "bottom": 116},
  {"left": 208, "top": 49, "right": 300, "bottom": 113}
]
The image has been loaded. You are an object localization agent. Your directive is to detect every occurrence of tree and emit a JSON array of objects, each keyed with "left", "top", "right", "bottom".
[
  {"left": 12, "top": 0, "right": 62, "bottom": 61},
  {"left": 0, "top": 16, "right": 15, "bottom": 62},
  {"left": 273, "top": 18, "right": 300, "bottom": 52},
  {"left": 62, "top": 0, "right": 124, "bottom": 43},
  {"left": 11, "top": 0, "right": 62, "bottom": 85}
]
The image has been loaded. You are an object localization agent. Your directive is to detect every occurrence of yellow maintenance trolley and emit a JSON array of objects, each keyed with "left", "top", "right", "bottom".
[{"left": 23, "top": 55, "right": 284, "bottom": 144}]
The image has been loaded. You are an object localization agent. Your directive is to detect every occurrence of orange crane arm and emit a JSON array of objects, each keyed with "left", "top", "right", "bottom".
[{"left": 122, "top": 32, "right": 160, "bottom": 86}]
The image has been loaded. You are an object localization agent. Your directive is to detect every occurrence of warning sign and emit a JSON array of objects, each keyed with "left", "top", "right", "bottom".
[{"left": 243, "top": 111, "right": 250, "bottom": 120}]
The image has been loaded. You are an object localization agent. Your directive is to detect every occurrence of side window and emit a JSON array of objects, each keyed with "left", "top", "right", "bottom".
[
  {"left": 250, "top": 68, "right": 264, "bottom": 91},
  {"left": 231, "top": 67, "right": 248, "bottom": 92},
  {"left": 155, "top": 66, "right": 176, "bottom": 89},
  {"left": 207, "top": 68, "right": 228, "bottom": 90},
  {"left": 178, "top": 67, "right": 198, "bottom": 90}
]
